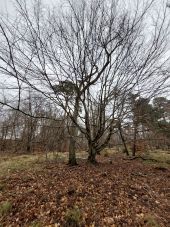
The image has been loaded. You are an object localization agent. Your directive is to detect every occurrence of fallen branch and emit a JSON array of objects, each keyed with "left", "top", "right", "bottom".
[{"left": 123, "top": 156, "right": 162, "bottom": 163}]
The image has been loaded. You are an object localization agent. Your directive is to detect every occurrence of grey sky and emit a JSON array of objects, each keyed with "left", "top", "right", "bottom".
[
  {"left": 0, "top": 0, "right": 169, "bottom": 100},
  {"left": 0, "top": 0, "right": 12, "bottom": 13},
  {"left": 0, "top": 0, "right": 60, "bottom": 15},
  {"left": 0, "top": 0, "right": 169, "bottom": 30},
  {"left": 0, "top": 0, "right": 168, "bottom": 15}
]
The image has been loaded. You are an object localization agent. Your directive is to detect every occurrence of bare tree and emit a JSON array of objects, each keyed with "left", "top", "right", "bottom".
[{"left": 0, "top": 0, "right": 169, "bottom": 164}]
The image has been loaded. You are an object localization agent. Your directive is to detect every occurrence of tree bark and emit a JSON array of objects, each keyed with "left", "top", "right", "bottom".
[
  {"left": 87, "top": 145, "right": 97, "bottom": 164},
  {"left": 132, "top": 123, "right": 137, "bottom": 156},
  {"left": 68, "top": 135, "right": 77, "bottom": 165},
  {"left": 68, "top": 97, "right": 79, "bottom": 166},
  {"left": 118, "top": 123, "right": 129, "bottom": 156}
]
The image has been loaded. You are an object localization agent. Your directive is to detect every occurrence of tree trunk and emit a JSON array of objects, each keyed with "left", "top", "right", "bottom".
[
  {"left": 26, "top": 143, "right": 31, "bottom": 153},
  {"left": 132, "top": 123, "right": 137, "bottom": 156},
  {"left": 68, "top": 135, "right": 77, "bottom": 165},
  {"left": 26, "top": 133, "right": 32, "bottom": 153},
  {"left": 87, "top": 145, "right": 97, "bottom": 164},
  {"left": 118, "top": 123, "right": 129, "bottom": 156},
  {"left": 68, "top": 98, "right": 79, "bottom": 166}
]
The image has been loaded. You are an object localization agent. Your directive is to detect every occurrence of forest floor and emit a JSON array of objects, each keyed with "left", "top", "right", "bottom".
[{"left": 0, "top": 150, "right": 169, "bottom": 227}]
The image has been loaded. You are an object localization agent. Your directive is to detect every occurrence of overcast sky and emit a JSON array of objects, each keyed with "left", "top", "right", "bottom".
[
  {"left": 0, "top": 0, "right": 169, "bottom": 102},
  {"left": 0, "top": 0, "right": 60, "bottom": 15},
  {"left": 0, "top": 0, "right": 168, "bottom": 14},
  {"left": 0, "top": 0, "right": 12, "bottom": 13}
]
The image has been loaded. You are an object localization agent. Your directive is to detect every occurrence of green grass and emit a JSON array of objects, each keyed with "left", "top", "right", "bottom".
[
  {"left": 0, "top": 154, "right": 40, "bottom": 177},
  {"left": 0, "top": 182, "right": 6, "bottom": 191},
  {"left": 143, "top": 214, "right": 159, "bottom": 227},
  {"left": 0, "top": 201, "right": 12, "bottom": 217},
  {"left": 148, "top": 151, "right": 170, "bottom": 163},
  {"left": 29, "top": 221, "right": 42, "bottom": 227},
  {"left": 0, "top": 152, "right": 67, "bottom": 178},
  {"left": 0, "top": 149, "right": 169, "bottom": 178},
  {"left": 101, "top": 148, "right": 118, "bottom": 157},
  {"left": 65, "top": 206, "right": 82, "bottom": 226},
  {"left": 143, "top": 150, "right": 170, "bottom": 168}
]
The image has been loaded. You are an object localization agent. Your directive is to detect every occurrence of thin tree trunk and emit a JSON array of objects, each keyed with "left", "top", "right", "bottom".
[
  {"left": 68, "top": 98, "right": 79, "bottom": 166},
  {"left": 68, "top": 134, "right": 77, "bottom": 165},
  {"left": 118, "top": 123, "right": 129, "bottom": 156},
  {"left": 132, "top": 123, "right": 137, "bottom": 156}
]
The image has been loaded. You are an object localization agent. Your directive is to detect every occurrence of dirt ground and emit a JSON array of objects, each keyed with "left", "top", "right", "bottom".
[{"left": 0, "top": 154, "right": 169, "bottom": 227}]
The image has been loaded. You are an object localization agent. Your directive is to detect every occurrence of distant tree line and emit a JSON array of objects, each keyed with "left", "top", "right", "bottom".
[{"left": 0, "top": 92, "right": 169, "bottom": 157}]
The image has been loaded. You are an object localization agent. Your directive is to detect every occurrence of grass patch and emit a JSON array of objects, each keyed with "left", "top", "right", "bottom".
[
  {"left": 154, "top": 162, "right": 169, "bottom": 169},
  {"left": 0, "top": 182, "right": 6, "bottom": 191},
  {"left": 143, "top": 214, "right": 159, "bottom": 227},
  {"left": 102, "top": 150, "right": 110, "bottom": 157},
  {"left": 47, "top": 152, "right": 67, "bottom": 163},
  {"left": 0, "top": 155, "right": 40, "bottom": 177},
  {"left": 65, "top": 206, "right": 82, "bottom": 227},
  {"left": 143, "top": 150, "right": 170, "bottom": 168},
  {"left": 101, "top": 148, "right": 117, "bottom": 157},
  {"left": 0, "top": 152, "right": 68, "bottom": 177},
  {"left": 29, "top": 221, "right": 42, "bottom": 227},
  {"left": 0, "top": 201, "right": 12, "bottom": 217},
  {"left": 148, "top": 151, "right": 170, "bottom": 163}
]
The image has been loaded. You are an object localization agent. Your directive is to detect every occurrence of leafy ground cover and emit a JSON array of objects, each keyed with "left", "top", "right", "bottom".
[{"left": 0, "top": 152, "right": 169, "bottom": 226}]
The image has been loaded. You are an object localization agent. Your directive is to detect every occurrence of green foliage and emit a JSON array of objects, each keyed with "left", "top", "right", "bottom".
[
  {"left": 0, "top": 201, "right": 12, "bottom": 216},
  {"left": 129, "top": 94, "right": 170, "bottom": 145},
  {"left": 53, "top": 80, "right": 76, "bottom": 97},
  {"left": 130, "top": 95, "right": 153, "bottom": 125},
  {"left": 65, "top": 206, "right": 82, "bottom": 227}
]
